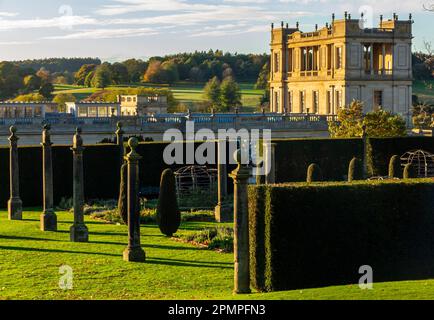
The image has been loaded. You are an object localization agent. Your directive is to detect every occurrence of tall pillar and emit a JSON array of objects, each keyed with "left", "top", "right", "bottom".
[
  {"left": 265, "top": 142, "right": 276, "bottom": 184},
  {"left": 370, "top": 43, "right": 374, "bottom": 75},
  {"left": 70, "top": 128, "right": 89, "bottom": 242},
  {"left": 116, "top": 121, "right": 125, "bottom": 168},
  {"left": 40, "top": 124, "right": 57, "bottom": 231},
  {"left": 123, "top": 138, "right": 146, "bottom": 262},
  {"left": 229, "top": 149, "right": 251, "bottom": 294},
  {"left": 8, "top": 126, "right": 22, "bottom": 220},
  {"left": 362, "top": 125, "right": 369, "bottom": 179},
  {"left": 215, "top": 139, "right": 232, "bottom": 222}
]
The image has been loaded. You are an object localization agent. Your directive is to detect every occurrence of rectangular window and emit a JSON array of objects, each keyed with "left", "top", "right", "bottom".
[
  {"left": 300, "top": 91, "right": 305, "bottom": 113},
  {"left": 34, "top": 106, "right": 42, "bottom": 117},
  {"left": 327, "top": 45, "right": 333, "bottom": 70},
  {"left": 336, "top": 91, "right": 342, "bottom": 109},
  {"left": 15, "top": 107, "right": 23, "bottom": 118},
  {"left": 374, "top": 90, "right": 383, "bottom": 110},
  {"left": 78, "top": 106, "right": 87, "bottom": 117},
  {"left": 326, "top": 91, "right": 332, "bottom": 114},
  {"left": 98, "top": 107, "right": 108, "bottom": 117},
  {"left": 336, "top": 47, "right": 342, "bottom": 69},
  {"left": 313, "top": 91, "right": 319, "bottom": 114},
  {"left": 274, "top": 52, "right": 280, "bottom": 73},
  {"left": 288, "top": 91, "right": 293, "bottom": 113},
  {"left": 88, "top": 107, "right": 97, "bottom": 117}
]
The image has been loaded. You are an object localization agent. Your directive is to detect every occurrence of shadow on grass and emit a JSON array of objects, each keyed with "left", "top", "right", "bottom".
[
  {"left": 0, "top": 245, "right": 119, "bottom": 257},
  {"left": 145, "top": 257, "right": 232, "bottom": 269},
  {"left": 0, "top": 235, "right": 62, "bottom": 242}
]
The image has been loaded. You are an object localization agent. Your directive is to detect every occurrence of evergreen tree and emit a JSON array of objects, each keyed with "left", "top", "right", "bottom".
[
  {"left": 220, "top": 77, "right": 242, "bottom": 111},
  {"left": 203, "top": 76, "right": 221, "bottom": 108}
]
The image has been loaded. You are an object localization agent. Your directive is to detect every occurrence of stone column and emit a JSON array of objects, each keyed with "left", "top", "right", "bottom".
[
  {"left": 8, "top": 126, "right": 22, "bottom": 220},
  {"left": 229, "top": 149, "right": 251, "bottom": 294},
  {"left": 70, "top": 128, "right": 89, "bottom": 242},
  {"left": 123, "top": 138, "right": 146, "bottom": 262},
  {"left": 265, "top": 142, "right": 276, "bottom": 184},
  {"left": 215, "top": 139, "right": 232, "bottom": 222},
  {"left": 116, "top": 121, "right": 125, "bottom": 167},
  {"left": 40, "top": 124, "right": 57, "bottom": 231}
]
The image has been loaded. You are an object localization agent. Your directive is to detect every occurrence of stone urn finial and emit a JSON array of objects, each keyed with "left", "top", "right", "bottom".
[
  {"left": 9, "top": 126, "right": 18, "bottom": 143},
  {"left": 126, "top": 137, "right": 141, "bottom": 161},
  {"left": 73, "top": 127, "right": 83, "bottom": 150}
]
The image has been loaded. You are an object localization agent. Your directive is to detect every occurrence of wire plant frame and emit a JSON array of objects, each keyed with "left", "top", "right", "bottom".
[
  {"left": 400, "top": 150, "right": 434, "bottom": 178},
  {"left": 173, "top": 166, "right": 218, "bottom": 210}
]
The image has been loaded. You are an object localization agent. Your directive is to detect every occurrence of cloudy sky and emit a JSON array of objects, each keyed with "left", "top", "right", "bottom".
[{"left": 0, "top": 0, "right": 432, "bottom": 61}]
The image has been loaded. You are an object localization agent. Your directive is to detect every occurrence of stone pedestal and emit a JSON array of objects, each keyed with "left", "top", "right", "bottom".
[
  {"left": 229, "top": 149, "right": 251, "bottom": 294},
  {"left": 215, "top": 203, "right": 233, "bottom": 223},
  {"left": 70, "top": 224, "right": 89, "bottom": 243},
  {"left": 70, "top": 128, "right": 89, "bottom": 242},
  {"left": 40, "top": 124, "right": 57, "bottom": 231},
  {"left": 123, "top": 138, "right": 146, "bottom": 262},
  {"left": 8, "top": 126, "right": 22, "bottom": 220}
]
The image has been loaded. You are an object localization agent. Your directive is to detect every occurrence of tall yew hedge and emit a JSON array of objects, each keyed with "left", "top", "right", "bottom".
[{"left": 249, "top": 180, "right": 434, "bottom": 292}]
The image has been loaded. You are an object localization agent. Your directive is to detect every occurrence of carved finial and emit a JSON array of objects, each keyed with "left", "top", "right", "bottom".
[
  {"left": 326, "top": 22, "right": 329, "bottom": 28},
  {"left": 348, "top": 13, "right": 351, "bottom": 19},
  {"left": 9, "top": 125, "right": 18, "bottom": 144},
  {"left": 344, "top": 11, "right": 348, "bottom": 19},
  {"left": 271, "top": 22, "right": 274, "bottom": 29},
  {"left": 286, "top": 23, "right": 289, "bottom": 29},
  {"left": 126, "top": 137, "right": 142, "bottom": 161},
  {"left": 393, "top": 13, "right": 396, "bottom": 20},
  {"left": 315, "top": 24, "right": 318, "bottom": 31},
  {"left": 73, "top": 127, "right": 83, "bottom": 150},
  {"left": 409, "top": 13, "right": 412, "bottom": 21},
  {"left": 116, "top": 121, "right": 124, "bottom": 135},
  {"left": 296, "top": 21, "right": 299, "bottom": 29},
  {"left": 361, "top": 12, "right": 364, "bottom": 18},
  {"left": 281, "top": 21, "right": 284, "bottom": 28},
  {"left": 42, "top": 123, "right": 52, "bottom": 145},
  {"left": 332, "top": 13, "right": 335, "bottom": 21}
]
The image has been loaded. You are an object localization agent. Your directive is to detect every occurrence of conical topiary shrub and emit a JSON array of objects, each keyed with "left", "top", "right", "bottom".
[
  {"left": 306, "top": 163, "right": 322, "bottom": 183},
  {"left": 157, "top": 169, "right": 181, "bottom": 237},
  {"left": 403, "top": 163, "right": 415, "bottom": 179},
  {"left": 348, "top": 157, "right": 361, "bottom": 182},
  {"left": 388, "top": 155, "right": 401, "bottom": 178},
  {"left": 118, "top": 163, "right": 128, "bottom": 224}
]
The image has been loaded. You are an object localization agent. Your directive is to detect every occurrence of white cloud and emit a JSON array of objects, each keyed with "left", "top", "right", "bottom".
[
  {"left": 44, "top": 28, "right": 158, "bottom": 40},
  {"left": 0, "top": 15, "right": 98, "bottom": 31},
  {"left": 0, "top": 12, "right": 18, "bottom": 17}
]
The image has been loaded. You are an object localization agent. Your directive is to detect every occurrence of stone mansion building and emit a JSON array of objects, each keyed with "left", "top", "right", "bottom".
[{"left": 269, "top": 13, "right": 413, "bottom": 120}]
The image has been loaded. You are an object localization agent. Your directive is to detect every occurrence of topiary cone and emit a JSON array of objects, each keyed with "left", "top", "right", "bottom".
[
  {"left": 348, "top": 157, "right": 358, "bottom": 182},
  {"left": 388, "top": 155, "right": 401, "bottom": 178},
  {"left": 403, "top": 163, "right": 414, "bottom": 179},
  {"left": 157, "top": 169, "right": 181, "bottom": 237},
  {"left": 307, "top": 163, "right": 322, "bottom": 183}
]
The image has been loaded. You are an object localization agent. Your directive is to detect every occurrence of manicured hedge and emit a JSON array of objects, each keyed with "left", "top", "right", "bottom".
[
  {"left": 0, "top": 141, "right": 236, "bottom": 208},
  {"left": 0, "top": 144, "right": 120, "bottom": 208},
  {"left": 273, "top": 138, "right": 363, "bottom": 182},
  {"left": 249, "top": 180, "right": 434, "bottom": 291},
  {"left": 367, "top": 137, "right": 434, "bottom": 176}
]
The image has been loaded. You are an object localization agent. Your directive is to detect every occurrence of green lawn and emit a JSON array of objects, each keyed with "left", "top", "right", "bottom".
[
  {"left": 53, "top": 82, "right": 264, "bottom": 111},
  {"left": 1, "top": 210, "right": 434, "bottom": 300}
]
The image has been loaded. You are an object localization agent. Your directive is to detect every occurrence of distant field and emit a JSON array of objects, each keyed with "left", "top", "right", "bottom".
[{"left": 54, "top": 82, "right": 265, "bottom": 112}]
